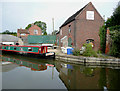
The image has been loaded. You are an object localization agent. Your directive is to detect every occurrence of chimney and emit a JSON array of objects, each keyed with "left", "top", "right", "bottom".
[{"left": 31, "top": 23, "right": 34, "bottom": 26}]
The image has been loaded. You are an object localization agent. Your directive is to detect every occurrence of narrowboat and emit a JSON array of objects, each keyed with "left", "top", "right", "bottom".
[{"left": 0, "top": 45, "right": 55, "bottom": 59}]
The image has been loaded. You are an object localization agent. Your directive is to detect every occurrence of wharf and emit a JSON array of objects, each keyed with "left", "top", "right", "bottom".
[{"left": 48, "top": 49, "right": 120, "bottom": 65}]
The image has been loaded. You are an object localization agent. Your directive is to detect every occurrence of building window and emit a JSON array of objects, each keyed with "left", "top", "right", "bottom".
[
  {"left": 86, "top": 11, "right": 94, "bottom": 20},
  {"left": 34, "top": 29, "right": 38, "bottom": 35},
  {"left": 28, "top": 47, "right": 33, "bottom": 51},
  {"left": 86, "top": 39, "right": 94, "bottom": 47},
  {"left": 20, "top": 33, "right": 26, "bottom": 36},
  {"left": 60, "top": 29, "right": 62, "bottom": 35},
  {"left": 68, "top": 25, "right": 71, "bottom": 33}
]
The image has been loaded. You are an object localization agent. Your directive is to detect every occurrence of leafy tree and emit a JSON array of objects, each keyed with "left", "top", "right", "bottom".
[
  {"left": 109, "top": 28, "right": 120, "bottom": 57},
  {"left": 106, "top": 1, "right": 120, "bottom": 27},
  {"left": 2, "top": 30, "right": 17, "bottom": 36},
  {"left": 51, "top": 30, "right": 58, "bottom": 35},
  {"left": 99, "top": 1, "right": 120, "bottom": 55},
  {"left": 99, "top": 25, "right": 106, "bottom": 53},
  {"left": 2, "top": 30, "right": 11, "bottom": 34},
  {"left": 25, "top": 21, "right": 47, "bottom": 35},
  {"left": 25, "top": 24, "right": 31, "bottom": 29},
  {"left": 43, "top": 31, "right": 47, "bottom": 35}
]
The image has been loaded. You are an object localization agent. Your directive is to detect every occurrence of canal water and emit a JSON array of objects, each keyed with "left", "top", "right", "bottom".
[{"left": 1, "top": 54, "right": 120, "bottom": 90}]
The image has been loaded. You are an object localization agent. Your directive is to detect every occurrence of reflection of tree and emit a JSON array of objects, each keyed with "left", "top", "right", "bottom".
[
  {"left": 107, "top": 69, "right": 120, "bottom": 89},
  {"left": 82, "top": 68, "right": 94, "bottom": 77},
  {"left": 98, "top": 68, "right": 107, "bottom": 89},
  {"left": 99, "top": 68, "right": 120, "bottom": 89}
]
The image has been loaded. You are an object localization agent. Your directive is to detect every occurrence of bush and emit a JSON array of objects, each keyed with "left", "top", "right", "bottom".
[
  {"left": 82, "top": 43, "right": 98, "bottom": 57},
  {"left": 109, "top": 27, "right": 120, "bottom": 58},
  {"left": 99, "top": 25, "right": 106, "bottom": 53},
  {"left": 73, "top": 48, "right": 80, "bottom": 56}
]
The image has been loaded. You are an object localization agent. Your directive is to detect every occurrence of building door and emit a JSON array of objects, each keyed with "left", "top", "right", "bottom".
[{"left": 68, "top": 38, "right": 72, "bottom": 47}]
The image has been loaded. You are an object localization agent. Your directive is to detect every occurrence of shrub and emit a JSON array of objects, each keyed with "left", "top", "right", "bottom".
[
  {"left": 82, "top": 43, "right": 98, "bottom": 57},
  {"left": 73, "top": 48, "right": 80, "bottom": 56}
]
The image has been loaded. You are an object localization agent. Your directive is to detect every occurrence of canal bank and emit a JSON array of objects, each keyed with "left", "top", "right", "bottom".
[{"left": 48, "top": 49, "right": 120, "bottom": 65}]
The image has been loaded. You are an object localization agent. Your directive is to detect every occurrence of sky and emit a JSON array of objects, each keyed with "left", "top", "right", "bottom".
[{"left": 0, "top": 0, "right": 119, "bottom": 34}]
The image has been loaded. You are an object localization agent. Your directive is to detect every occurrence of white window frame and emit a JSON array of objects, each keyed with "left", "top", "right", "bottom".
[
  {"left": 34, "top": 29, "right": 38, "bottom": 35},
  {"left": 60, "top": 29, "right": 62, "bottom": 35},
  {"left": 86, "top": 11, "right": 94, "bottom": 20},
  {"left": 20, "top": 33, "right": 26, "bottom": 36}
]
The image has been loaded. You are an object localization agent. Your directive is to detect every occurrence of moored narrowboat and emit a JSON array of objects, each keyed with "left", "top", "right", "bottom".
[{"left": 0, "top": 45, "right": 55, "bottom": 59}]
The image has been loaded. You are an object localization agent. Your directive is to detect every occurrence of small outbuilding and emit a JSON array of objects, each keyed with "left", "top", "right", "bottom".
[
  {"left": 57, "top": 2, "right": 104, "bottom": 50},
  {"left": 0, "top": 34, "right": 23, "bottom": 45}
]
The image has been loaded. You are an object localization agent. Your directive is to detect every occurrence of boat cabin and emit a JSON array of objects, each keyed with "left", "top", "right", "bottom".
[{"left": 0, "top": 45, "right": 47, "bottom": 54}]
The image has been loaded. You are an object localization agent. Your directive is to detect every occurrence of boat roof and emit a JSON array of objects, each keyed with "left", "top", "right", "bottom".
[{"left": 1, "top": 45, "right": 47, "bottom": 48}]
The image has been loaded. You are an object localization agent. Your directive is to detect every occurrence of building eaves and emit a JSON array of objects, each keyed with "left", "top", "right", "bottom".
[
  {"left": 18, "top": 29, "right": 29, "bottom": 34},
  {"left": 60, "top": 3, "right": 88, "bottom": 28}
]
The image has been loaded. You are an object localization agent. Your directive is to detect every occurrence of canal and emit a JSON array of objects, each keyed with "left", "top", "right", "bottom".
[{"left": 1, "top": 54, "right": 120, "bottom": 90}]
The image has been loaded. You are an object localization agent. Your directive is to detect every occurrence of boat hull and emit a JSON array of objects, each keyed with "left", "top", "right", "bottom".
[{"left": 1, "top": 50, "right": 55, "bottom": 59}]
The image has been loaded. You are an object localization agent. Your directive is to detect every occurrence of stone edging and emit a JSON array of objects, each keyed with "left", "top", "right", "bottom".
[{"left": 55, "top": 55, "right": 120, "bottom": 64}]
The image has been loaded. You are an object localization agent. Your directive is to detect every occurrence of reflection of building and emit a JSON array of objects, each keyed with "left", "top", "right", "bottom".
[
  {"left": 56, "top": 61, "right": 100, "bottom": 89},
  {"left": 57, "top": 2, "right": 104, "bottom": 50},
  {"left": 56, "top": 61, "right": 120, "bottom": 89}
]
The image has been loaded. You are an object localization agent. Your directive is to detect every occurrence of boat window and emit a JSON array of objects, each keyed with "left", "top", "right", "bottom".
[
  {"left": 4, "top": 47, "right": 6, "bottom": 49},
  {"left": 28, "top": 47, "right": 33, "bottom": 51},
  {"left": 20, "top": 47, "right": 23, "bottom": 51},
  {"left": 14, "top": 47, "right": 17, "bottom": 50},
  {"left": 8, "top": 47, "right": 10, "bottom": 50}
]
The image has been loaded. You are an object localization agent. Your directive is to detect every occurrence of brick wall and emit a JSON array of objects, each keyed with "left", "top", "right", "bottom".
[
  {"left": 58, "top": 2, "right": 104, "bottom": 50},
  {"left": 28, "top": 25, "right": 42, "bottom": 35},
  {"left": 75, "top": 2, "right": 104, "bottom": 50}
]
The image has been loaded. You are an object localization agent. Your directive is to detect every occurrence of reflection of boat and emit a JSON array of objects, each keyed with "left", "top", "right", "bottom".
[
  {"left": 1, "top": 55, "right": 55, "bottom": 71},
  {"left": 0, "top": 45, "right": 55, "bottom": 59}
]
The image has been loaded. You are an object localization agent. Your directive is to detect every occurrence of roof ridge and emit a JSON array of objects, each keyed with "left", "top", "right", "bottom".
[{"left": 60, "top": 2, "right": 89, "bottom": 28}]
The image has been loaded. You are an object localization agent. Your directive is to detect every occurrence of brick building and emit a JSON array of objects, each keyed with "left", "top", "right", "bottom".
[
  {"left": 57, "top": 2, "right": 104, "bottom": 50},
  {"left": 17, "top": 24, "right": 42, "bottom": 38},
  {"left": 17, "top": 24, "right": 42, "bottom": 44}
]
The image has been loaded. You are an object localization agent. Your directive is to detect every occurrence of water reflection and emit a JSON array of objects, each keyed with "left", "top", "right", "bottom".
[
  {"left": 55, "top": 61, "right": 120, "bottom": 90},
  {"left": 1, "top": 54, "right": 120, "bottom": 89},
  {"left": 2, "top": 54, "right": 67, "bottom": 89},
  {"left": 2, "top": 55, "right": 47, "bottom": 71}
]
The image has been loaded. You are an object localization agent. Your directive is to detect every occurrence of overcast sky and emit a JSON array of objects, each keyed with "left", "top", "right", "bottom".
[{"left": 0, "top": 0, "right": 119, "bottom": 34}]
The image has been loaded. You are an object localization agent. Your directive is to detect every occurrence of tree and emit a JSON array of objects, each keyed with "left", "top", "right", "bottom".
[
  {"left": 25, "top": 24, "right": 31, "bottom": 29},
  {"left": 51, "top": 30, "right": 58, "bottom": 35},
  {"left": 2, "top": 30, "right": 17, "bottom": 36},
  {"left": 99, "top": 1, "right": 120, "bottom": 54},
  {"left": 2, "top": 30, "right": 11, "bottom": 34},
  {"left": 25, "top": 21, "right": 47, "bottom": 35},
  {"left": 105, "top": 1, "right": 120, "bottom": 27},
  {"left": 99, "top": 25, "right": 106, "bottom": 53}
]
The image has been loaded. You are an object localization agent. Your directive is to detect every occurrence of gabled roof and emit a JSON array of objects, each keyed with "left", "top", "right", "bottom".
[
  {"left": 0, "top": 34, "right": 19, "bottom": 42},
  {"left": 18, "top": 29, "right": 29, "bottom": 34},
  {"left": 60, "top": 3, "right": 89, "bottom": 28}
]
